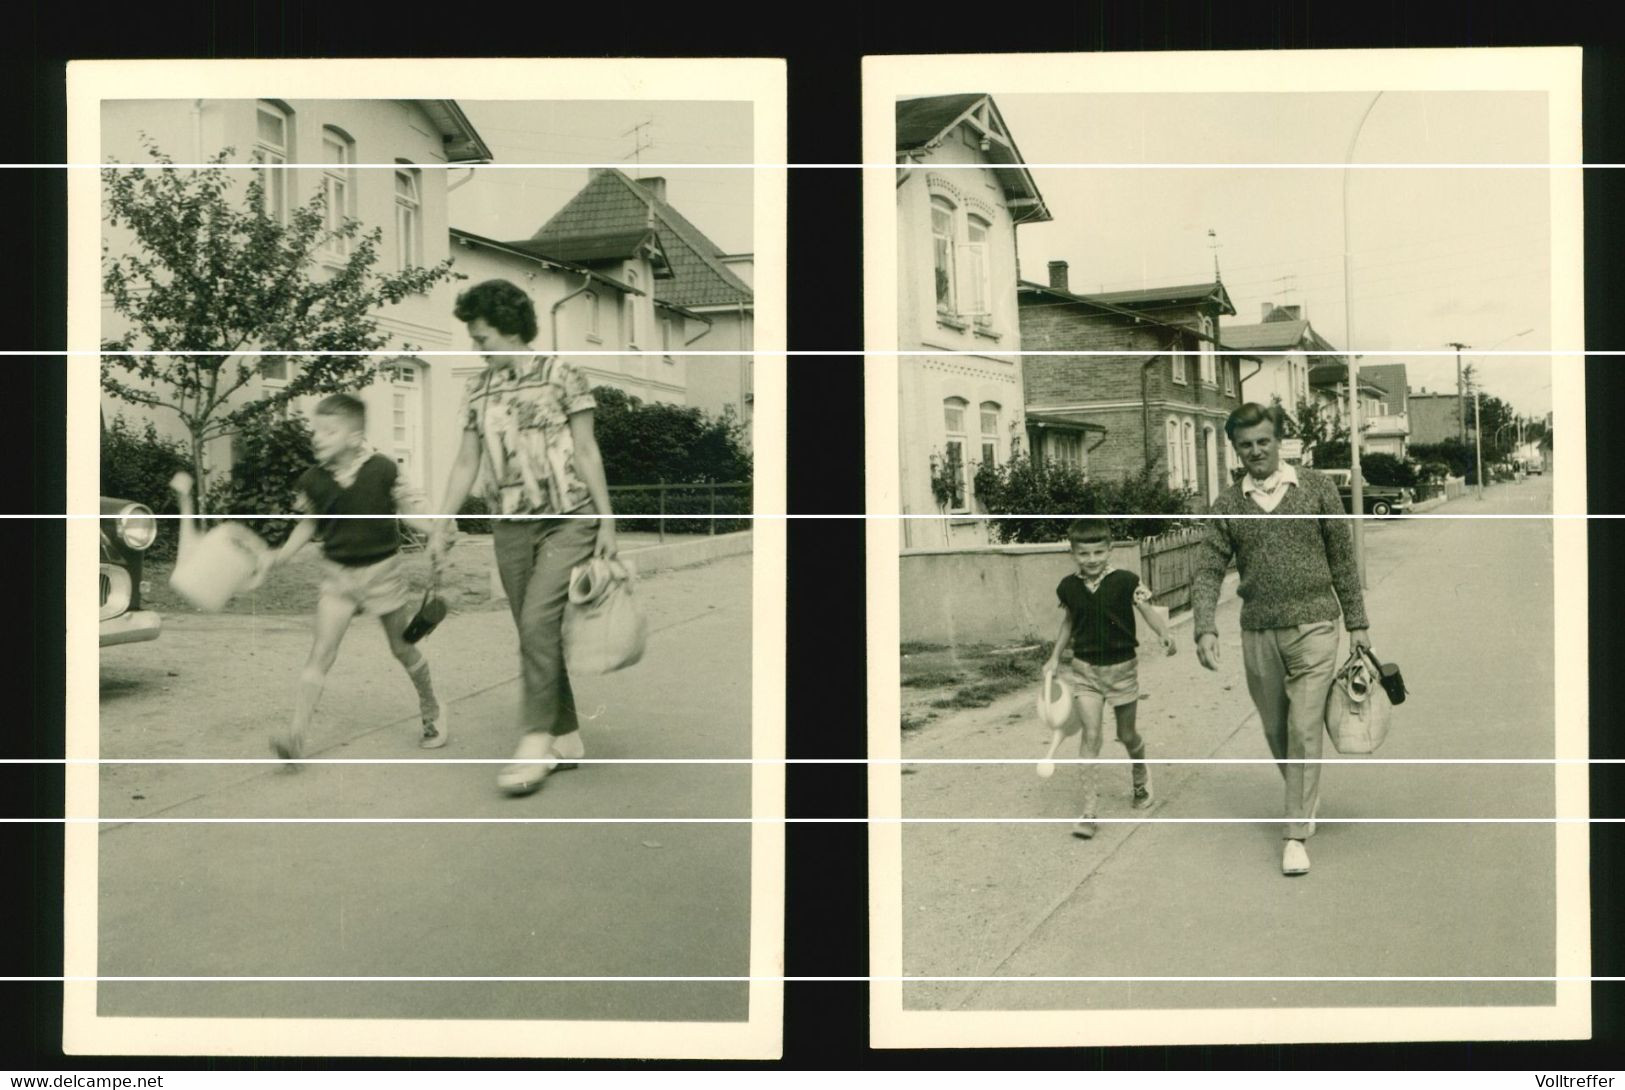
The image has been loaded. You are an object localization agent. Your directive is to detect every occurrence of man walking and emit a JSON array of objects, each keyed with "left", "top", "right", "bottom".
[{"left": 1191, "top": 402, "right": 1371, "bottom": 876}]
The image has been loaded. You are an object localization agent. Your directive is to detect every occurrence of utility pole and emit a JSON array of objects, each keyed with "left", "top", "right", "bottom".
[
  {"left": 1343, "top": 91, "right": 1382, "bottom": 589},
  {"left": 1447, "top": 341, "right": 1470, "bottom": 443},
  {"left": 1473, "top": 387, "right": 1485, "bottom": 502}
]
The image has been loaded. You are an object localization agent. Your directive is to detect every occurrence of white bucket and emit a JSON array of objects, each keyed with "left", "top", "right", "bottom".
[{"left": 169, "top": 523, "right": 270, "bottom": 612}]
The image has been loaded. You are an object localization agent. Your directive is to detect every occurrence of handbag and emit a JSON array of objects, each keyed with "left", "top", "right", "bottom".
[
  {"left": 562, "top": 557, "right": 649, "bottom": 676},
  {"left": 1324, "top": 644, "right": 1394, "bottom": 754}
]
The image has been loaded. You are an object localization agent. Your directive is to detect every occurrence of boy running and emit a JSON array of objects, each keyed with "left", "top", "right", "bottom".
[
  {"left": 1044, "top": 518, "right": 1176, "bottom": 839},
  {"left": 260, "top": 392, "right": 446, "bottom": 760}
]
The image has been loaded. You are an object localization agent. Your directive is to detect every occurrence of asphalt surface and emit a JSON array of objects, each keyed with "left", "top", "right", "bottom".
[
  {"left": 95, "top": 553, "right": 755, "bottom": 1023},
  {"left": 900, "top": 476, "right": 1561, "bottom": 1012}
]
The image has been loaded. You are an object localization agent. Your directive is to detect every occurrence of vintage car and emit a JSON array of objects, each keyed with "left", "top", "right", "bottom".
[
  {"left": 1319, "top": 468, "right": 1412, "bottom": 517},
  {"left": 101, "top": 496, "right": 161, "bottom": 646}
]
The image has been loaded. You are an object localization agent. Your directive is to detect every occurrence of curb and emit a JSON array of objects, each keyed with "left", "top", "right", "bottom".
[{"left": 487, "top": 531, "right": 754, "bottom": 601}]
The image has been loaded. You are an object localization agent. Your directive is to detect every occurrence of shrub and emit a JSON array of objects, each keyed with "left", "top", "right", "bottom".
[
  {"left": 1408, "top": 439, "right": 1476, "bottom": 481},
  {"left": 203, "top": 413, "right": 316, "bottom": 546},
  {"left": 973, "top": 454, "right": 1192, "bottom": 544},
  {"left": 100, "top": 415, "right": 191, "bottom": 557},
  {"left": 591, "top": 385, "right": 752, "bottom": 487}
]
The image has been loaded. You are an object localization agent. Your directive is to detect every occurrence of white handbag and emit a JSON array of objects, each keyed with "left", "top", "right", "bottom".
[
  {"left": 1325, "top": 646, "right": 1393, "bottom": 754},
  {"left": 562, "top": 557, "right": 648, "bottom": 676}
]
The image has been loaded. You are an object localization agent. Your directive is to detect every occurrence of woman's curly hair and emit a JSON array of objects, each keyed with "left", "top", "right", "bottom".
[{"left": 453, "top": 279, "right": 538, "bottom": 344}]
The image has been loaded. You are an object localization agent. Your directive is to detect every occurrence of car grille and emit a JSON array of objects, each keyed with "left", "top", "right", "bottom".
[{"left": 100, "top": 565, "right": 131, "bottom": 622}]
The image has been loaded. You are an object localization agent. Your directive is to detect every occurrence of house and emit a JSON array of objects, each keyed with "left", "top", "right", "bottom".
[
  {"left": 526, "top": 168, "right": 755, "bottom": 442},
  {"left": 101, "top": 98, "right": 492, "bottom": 490},
  {"left": 1305, "top": 361, "right": 1395, "bottom": 462},
  {"left": 1017, "top": 262, "right": 1244, "bottom": 509},
  {"left": 1352, "top": 362, "right": 1410, "bottom": 459},
  {"left": 1407, "top": 388, "right": 1466, "bottom": 446},
  {"left": 1228, "top": 303, "right": 1337, "bottom": 428},
  {"left": 895, "top": 93, "right": 1052, "bottom": 547}
]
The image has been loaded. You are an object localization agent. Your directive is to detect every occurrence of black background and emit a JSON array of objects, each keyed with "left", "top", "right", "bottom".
[{"left": 7, "top": 0, "right": 1625, "bottom": 1073}]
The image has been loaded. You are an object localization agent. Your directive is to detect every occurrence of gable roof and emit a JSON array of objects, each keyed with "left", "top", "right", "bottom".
[
  {"left": 1309, "top": 362, "right": 1388, "bottom": 397},
  {"left": 1219, "top": 319, "right": 1312, "bottom": 351},
  {"left": 896, "top": 93, "right": 1051, "bottom": 224},
  {"left": 411, "top": 101, "right": 492, "bottom": 162},
  {"left": 529, "top": 168, "right": 752, "bottom": 309},
  {"left": 501, "top": 229, "right": 671, "bottom": 278},
  {"left": 1357, "top": 363, "right": 1410, "bottom": 408}
]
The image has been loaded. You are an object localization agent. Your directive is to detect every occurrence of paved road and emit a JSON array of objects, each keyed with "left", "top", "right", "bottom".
[
  {"left": 900, "top": 476, "right": 1560, "bottom": 1012},
  {"left": 95, "top": 554, "right": 755, "bottom": 1023}
]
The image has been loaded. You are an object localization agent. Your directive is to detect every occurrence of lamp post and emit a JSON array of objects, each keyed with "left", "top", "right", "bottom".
[{"left": 1344, "top": 91, "right": 1383, "bottom": 588}]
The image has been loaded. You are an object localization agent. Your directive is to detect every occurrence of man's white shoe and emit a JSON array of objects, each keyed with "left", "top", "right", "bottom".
[{"left": 1282, "top": 839, "right": 1311, "bottom": 876}]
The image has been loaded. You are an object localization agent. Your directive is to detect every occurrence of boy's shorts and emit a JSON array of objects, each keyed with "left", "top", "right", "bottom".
[
  {"left": 320, "top": 554, "right": 410, "bottom": 617},
  {"left": 1065, "top": 656, "right": 1141, "bottom": 708}
]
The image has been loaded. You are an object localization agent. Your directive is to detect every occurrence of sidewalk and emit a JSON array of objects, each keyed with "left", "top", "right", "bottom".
[
  {"left": 901, "top": 495, "right": 1558, "bottom": 1012},
  {"left": 94, "top": 554, "right": 755, "bottom": 1024}
]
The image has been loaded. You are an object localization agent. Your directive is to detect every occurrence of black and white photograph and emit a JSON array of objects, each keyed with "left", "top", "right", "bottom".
[
  {"left": 862, "top": 49, "right": 1588, "bottom": 1048},
  {"left": 67, "top": 58, "right": 786, "bottom": 1060}
]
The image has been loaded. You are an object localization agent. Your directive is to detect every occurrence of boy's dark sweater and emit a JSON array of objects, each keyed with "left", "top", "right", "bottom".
[
  {"left": 1058, "top": 568, "right": 1141, "bottom": 666},
  {"left": 1191, "top": 466, "right": 1368, "bottom": 636},
  {"left": 295, "top": 452, "right": 401, "bottom": 567}
]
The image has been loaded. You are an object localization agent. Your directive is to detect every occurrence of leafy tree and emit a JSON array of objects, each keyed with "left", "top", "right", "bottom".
[
  {"left": 202, "top": 413, "right": 317, "bottom": 546},
  {"left": 972, "top": 453, "right": 1191, "bottom": 543},
  {"left": 1292, "top": 397, "right": 1347, "bottom": 460},
  {"left": 590, "top": 385, "right": 752, "bottom": 485},
  {"left": 100, "top": 141, "right": 458, "bottom": 511}
]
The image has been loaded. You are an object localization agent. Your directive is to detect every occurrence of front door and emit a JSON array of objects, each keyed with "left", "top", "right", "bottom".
[{"left": 385, "top": 359, "right": 424, "bottom": 487}]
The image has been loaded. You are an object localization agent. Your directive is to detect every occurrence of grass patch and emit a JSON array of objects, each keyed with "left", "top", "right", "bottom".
[
  {"left": 900, "top": 640, "right": 950, "bottom": 656},
  {"left": 902, "top": 670, "right": 963, "bottom": 689}
]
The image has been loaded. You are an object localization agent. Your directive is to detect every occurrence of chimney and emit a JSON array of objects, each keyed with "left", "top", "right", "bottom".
[
  {"left": 637, "top": 176, "right": 668, "bottom": 203},
  {"left": 1047, "top": 260, "right": 1070, "bottom": 292}
]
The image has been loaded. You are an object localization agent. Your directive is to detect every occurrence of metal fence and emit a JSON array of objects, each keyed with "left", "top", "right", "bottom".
[{"left": 606, "top": 481, "right": 752, "bottom": 542}]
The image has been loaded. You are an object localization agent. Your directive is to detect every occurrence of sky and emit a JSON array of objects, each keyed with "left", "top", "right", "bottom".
[
  {"left": 448, "top": 100, "right": 754, "bottom": 255},
  {"left": 994, "top": 91, "right": 1558, "bottom": 417}
]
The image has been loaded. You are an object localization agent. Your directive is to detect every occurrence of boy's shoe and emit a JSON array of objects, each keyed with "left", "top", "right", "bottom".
[
  {"left": 419, "top": 703, "right": 450, "bottom": 750},
  {"left": 1071, "top": 814, "right": 1098, "bottom": 839},
  {"left": 270, "top": 731, "right": 304, "bottom": 765},
  {"left": 551, "top": 730, "right": 585, "bottom": 772},
  {"left": 1131, "top": 766, "right": 1155, "bottom": 809},
  {"left": 1282, "top": 839, "right": 1311, "bottom": 876}
]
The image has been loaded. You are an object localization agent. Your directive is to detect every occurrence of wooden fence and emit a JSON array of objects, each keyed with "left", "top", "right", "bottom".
[{"left": 1138, "top": 526, "right": 1209, "bottom": 613}]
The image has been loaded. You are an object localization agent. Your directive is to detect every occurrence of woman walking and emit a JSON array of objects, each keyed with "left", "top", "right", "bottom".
[{"left": 430, "top": 278, "right": 618, "bottom": 796}]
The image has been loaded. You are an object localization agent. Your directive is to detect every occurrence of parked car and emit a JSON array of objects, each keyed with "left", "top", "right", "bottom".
[
  {"left": 1318, "top": 468, "right": 1412, "bottom": 517},
  {"left": 1527, "top": 462, "right": 1544, "bottom": 475},
  {"left": 101, "top": 496, "right": 161, "bottom": 646}
]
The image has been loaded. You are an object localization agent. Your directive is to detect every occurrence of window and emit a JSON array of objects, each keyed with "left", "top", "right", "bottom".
[
  {"left": 944, "top": 397, "right": 970, "bottom": 513},
  {"left": 931, "top": 196, "right": 957, "bottom": 315},
  {"left": 1166, "top": 418, "right": 1182, "bottom": 487},
  {"left": 1172, "top": 353, "right": 1188, "bottom": 385},
  {"left": 583, "top": 291, "right": 601, "bottom": 342},
  {"left": 962, "top": 215, "right": 992, "bottom": 323},
  {"left": 625, "top": 270, "right": 640, "bottom": 347},
  {"left": 1198, "top": 318, "right": 1217, "bottom": 385},
  {"left": 1049, "top": 432, "right": 1085, "bottom": 474},
  {"left": 1224, "top": 358, "right": 1235, "bottom": 396},
  {"left": 394, "top": 167, "right": 421, "bottom": 271},
  {"left": 253, "top": 102, "right": 290, "bottom": 223},
  {"left": 260, "top": 359, "right": 293, "bottom": 384},
  {"left": 1183, "top": 420, "right": 1198, "bottom": 487},
  {"left": 661, "top": 314, "right": 675, "bottom": 363},
  {"left": 319, "top": 129, "right": 354, "bottom": 260},
  {"left": 979, "top": 402, "right": 1001, "bottom": 467}
]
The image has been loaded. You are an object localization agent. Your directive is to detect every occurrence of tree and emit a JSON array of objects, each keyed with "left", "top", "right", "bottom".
[
  {"left": 1293, "top": 397, "right": 1347, "bottom": 462},
  {"left": 589, "top": 385, "right": 752, "bottom": 485},
  {"left": 100, "top": 141, "right": 459, "bottom": 511}
]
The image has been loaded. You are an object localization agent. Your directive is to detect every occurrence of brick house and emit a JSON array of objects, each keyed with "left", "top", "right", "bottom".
[
  {"left": 895, "top": 93, "right": 1051, "bottom": 547},
  {"left": 1017, "top": 261, "right": 1246, "bottom": 509}
]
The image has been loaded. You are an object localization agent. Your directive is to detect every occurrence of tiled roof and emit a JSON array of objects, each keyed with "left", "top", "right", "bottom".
[
  {"left": 1309, "top": 362, "right": 1388, "bottom": 396},
  {"left": 1357, "top": 363, "right": 1410, "bottom": 408},
  {"left": 501, "top": 230, "right": 669, "bottom": 275},
  {"left": 1220, "top": 319, "right": 1312, "bottom": 350},
  {"left": 896, "top": 94, "right": 987, "bottom": 150},
  {"left": 529, "top": 168, "right": 752, "bottom": 309},
  {"left": 1019, "top": 279, "right": 1237, "bottom": 318}
]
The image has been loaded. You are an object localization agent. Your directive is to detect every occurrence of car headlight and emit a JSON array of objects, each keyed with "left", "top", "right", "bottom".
[{"left": 117, "top": 504, "right": 158, "bottom": 551}]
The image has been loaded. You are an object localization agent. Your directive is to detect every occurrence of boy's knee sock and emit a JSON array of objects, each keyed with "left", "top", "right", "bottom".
[
  {"left": 1122, "top": 738, "right": 1149, "bottom": 787},
  {"left": 404, "top": 655, "right": 440, "bottom": 720}
]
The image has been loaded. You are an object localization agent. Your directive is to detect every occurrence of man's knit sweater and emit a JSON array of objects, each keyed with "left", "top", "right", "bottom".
[{"left": 1191, "top": 466, "right": 1369, "bottom": 637}]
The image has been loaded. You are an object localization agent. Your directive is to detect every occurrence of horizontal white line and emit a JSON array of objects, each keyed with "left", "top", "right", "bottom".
[
  {"left": 41, "top": 513, "right": 1591, "bottom": 520},
  {"left": 32, "top": 349, "right": 1579, "bottom": 356},
  {"left": 10, "top": 974, "right": 1616, "bottom": 983},
  {"left": 14, "top": 817, "right": 1617, "bottom": 824},
  {"left": 42, "top": 162, "right": 1621, "bottom": 170},
  {"left": 15, "top": 757, "right": 1615, "bottom": 765}
]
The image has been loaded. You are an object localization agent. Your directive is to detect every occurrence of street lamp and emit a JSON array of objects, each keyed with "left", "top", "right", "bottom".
[
  {"left": 1344, "top": 91, "right": 1382, "bottom": 589},
  {"left": 1470, "top": 327, "right": 1534, "bottom": 500}
]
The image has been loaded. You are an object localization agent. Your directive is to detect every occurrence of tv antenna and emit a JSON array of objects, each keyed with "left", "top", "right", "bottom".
[{"left": 621, "top": 118, "right": 655, "bottom": 174}]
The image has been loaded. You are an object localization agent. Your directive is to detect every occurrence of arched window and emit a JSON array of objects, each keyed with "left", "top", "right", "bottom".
[
  {"left": 319, "top": 127, "right": 355, "bottom": 259},
  {"left": 1166, "top": 417, "right": 1182, "bottom": 487},
  {"left": 963, "top": 214, "right": 992, "bottom": 323},
  {"left": 253, "top": 101, "right": 292, "bottom": 223},
  {"left": 1183, "top": 420, "right": 1198, "bottom": 487},
  {"left": 931, "top": 196, "right": 957, "bottom": 315},
  {"left": 979, "top": 401, "right": 1001, "bottom": 467},
  {"left": 943, "top": 397, "right": 970, "bottom": 513},
  {"left": 583, "top": 290, "right": 600, "bottom": 341},
  {"left": 1171, "top": 346, "right": 1188, "bottom": 385},
  {"left": 394, "top": 164, "right": 421, "bottom": 271},
  {"left": 1198, "top": 317, "right": 1217, "bottom": 385},
  {"left": 625, "top": 270, "right": 640, "bottom": 347}
]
